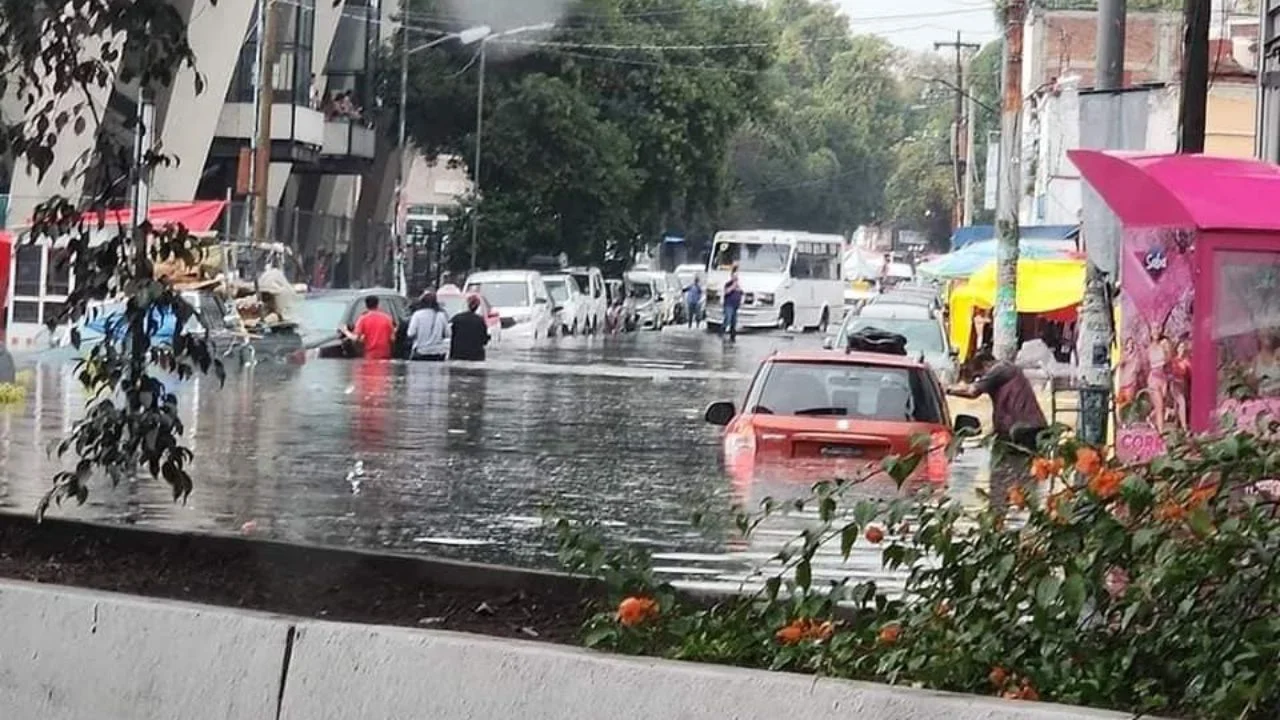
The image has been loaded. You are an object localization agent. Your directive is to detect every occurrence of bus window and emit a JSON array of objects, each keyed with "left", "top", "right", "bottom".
[{"left": 712, "top": 242, "right": 790, "bottom": 273}]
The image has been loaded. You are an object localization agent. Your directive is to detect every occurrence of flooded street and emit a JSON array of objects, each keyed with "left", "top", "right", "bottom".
[{"left": 0, "top": 329, "right": 990, "bottom": 594}]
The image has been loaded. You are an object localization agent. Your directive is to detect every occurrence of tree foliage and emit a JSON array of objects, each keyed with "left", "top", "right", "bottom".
[
  {"left": 397, "top": 0, "right": 970, "bottom": 263},
  {"left": 1, "top": 0, "right": 225, "bottom": 513}
]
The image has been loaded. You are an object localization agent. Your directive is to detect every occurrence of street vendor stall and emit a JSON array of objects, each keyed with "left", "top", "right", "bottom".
[
  {"left": 949, "top": 257, "right": 1086, "bottom": 362},
  {"left": 1070, "top": 150, "right": 1280, "bottom": 461},
  {"left": 2, "top": 201, "right": 226, "bottom": 349}
]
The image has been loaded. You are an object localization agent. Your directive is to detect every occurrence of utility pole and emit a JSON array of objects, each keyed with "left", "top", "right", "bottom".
[
  {"left": 935, "top": 32, "right": 980, "bottom": 229},
  {"left": 470, "top": 42, "right": 487, "bottom": 272},
  {"left": 1259, "top": 0, "right": 1280, "bottom": 163},
  {"left": 993, "top": 0, "right": 1027, "bottom": 362},
  {"left": 1076, "top": 0, "right": 1127, "bottom": 447},
  {"left": 251, "top": 0, "right": 277, "bottom": 246},
  {"left": 963, "top": 91, "right": 977, "bottom": 225},
  {"left": 132, "top": 91, "right": 155, "bottom": 271},
  {"left": 1178, "top": 0, "right": 1210, "bottom": 153},
  {"left": 395, "top": 14, "right": 410, "bottom": 295}
]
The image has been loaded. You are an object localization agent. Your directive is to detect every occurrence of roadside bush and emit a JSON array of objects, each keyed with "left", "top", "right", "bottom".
[{"left": 553, "top": 430, "right": 1280, "bottom": 719}]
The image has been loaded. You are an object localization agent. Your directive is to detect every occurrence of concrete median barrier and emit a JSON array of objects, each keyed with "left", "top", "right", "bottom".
[
  {"left": 279, "top": 620, "right": 1142, "bottom": 720},
  {"left": 0, "top": 581, "right": 287, "bottom": 720},
  {"left": 0, "top": 579, "right": 1160, "bottom": 720}
]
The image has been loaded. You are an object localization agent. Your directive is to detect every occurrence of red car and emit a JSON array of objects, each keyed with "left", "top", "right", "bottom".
[{"left": 704, "top": 350, "right": 980, "bottom": 486}]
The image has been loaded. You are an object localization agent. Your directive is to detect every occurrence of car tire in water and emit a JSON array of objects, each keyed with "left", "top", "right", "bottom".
[{"left": 779, "top": 304, "right": 795, "bottom": 331}]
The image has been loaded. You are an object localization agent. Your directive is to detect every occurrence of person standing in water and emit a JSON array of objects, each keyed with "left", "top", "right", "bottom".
[
  {"left": 684, "top": 276, "right": 703, "bottom": 329},
  {"left": 722, "top": 264, "right": 743, "bottom": 343},
  {"left": 340, "top": 295, "right": 397, "bottom": 360},
  {"left": 406, "top": 291, "right": 450, "bottom": 362},
  {"left": 948, "top": 350, "right": 1049, "bottom": 510},
  {"left": 449, "top": 293, "right": 490, "bottom": 361}
]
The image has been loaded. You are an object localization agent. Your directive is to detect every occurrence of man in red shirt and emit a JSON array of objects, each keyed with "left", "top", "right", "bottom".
[{"left": 341, "top": 295, "right": 397, "bottom": 360}]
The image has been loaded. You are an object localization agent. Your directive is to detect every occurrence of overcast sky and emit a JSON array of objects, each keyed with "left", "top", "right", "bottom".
[{"left": 836, "top": 0, "right": 999, "bottom": 52}]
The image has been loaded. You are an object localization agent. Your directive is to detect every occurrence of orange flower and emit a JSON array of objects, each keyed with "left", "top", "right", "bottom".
[
  {"left": 1187, "top": 482, "right": 1219, "bottom": 508},
  {"left": 1019, "top": 681, "right": 1041, "bottom": 702},
  {"left": 616, "top": 596, "right": 659, "bottom": 627},
  {"left": 1075, "top": 447, "right": 1102, "bottom": 476},
  {"left": 1116, "top": 387, "right": 1133, "bottom": 408},
  {"left": 988, "top": 666, "right": 1009, "bottom": 688},
  {"left": 1007, "top": 486, "right": 1027, "bottom": 509},
  {"left": 774, "top": 618, "right": 835, "bottom": 644},
  {"left": 1155, "top": 500, "right": 1186, "bottom": 523},
  {"left": 1030, "top": 457, "right": 1062, "bottom": 480},
  {"left": 1088, "top": 468, "right": 1125, "bottom": 500},
  {"left": 865, "top": 525, "right": 885, "bottom": 544},
  {"left": 775, "top": 621, "right": 806, "bottom": 645},
  {"left": 877, "top": 622, "right": 902, "bottom": 646}
]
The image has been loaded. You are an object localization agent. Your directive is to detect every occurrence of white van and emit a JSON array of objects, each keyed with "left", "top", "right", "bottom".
[
  {"left": 464, "top": 270, "right": 556, "bottom": 340},
  {"left": 543, "top": 273, "right": 589, "bottom": 335},
  {"left": 703, "top": 231, "right": 844, "bottom": 332},
  {"left": 565, "top": 266, "right": 606, "bottom": 334}
]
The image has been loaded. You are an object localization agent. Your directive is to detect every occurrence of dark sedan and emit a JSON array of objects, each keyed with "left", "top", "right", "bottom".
[{"left": 295, "top": 288, "right": 412, "bottom": 359}]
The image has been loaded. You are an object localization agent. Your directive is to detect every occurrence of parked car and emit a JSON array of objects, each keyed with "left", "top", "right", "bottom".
[
  {"left": 295, "top": 288, "right": 411, "bottom": 359},
  {"left": 674, "top": 263, "right": 704, "bottom": 290},
  {"left": 464, "top": 270, "right": 556, "bottom": 340},
  {"left": 661, "top": 272, "right": 686, "bottom": 325},
  {"left": 704, "top": 349, "right": 979, "bottom": 485},
  {"left": 543, "top": 273, "right": 590, "bottom": 335},
  {"left": 605, "top": 278, "right": 637, "bottom": 332},
  {"left": 854, "top": 302, "right": 935, "bottom": 321},
  {"left": 826, "top": 308, "right": 957, "bottom": 384},
  {"left": 566, "top": 266, "right": 607, "bottom": 334},
  {"left": 437, "top": 287, "right": 503, "bottom": 344},
  {"left": 625, "top": 271, "right": 666, "bottom": 330}
]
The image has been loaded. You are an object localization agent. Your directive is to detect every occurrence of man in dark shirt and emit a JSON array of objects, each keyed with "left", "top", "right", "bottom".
[
  {"left": 449, "top": 293, "right": 490, "bottom": 361},
  {"left": 948, "top": 351, "right": 1049, "bottom": 509}
]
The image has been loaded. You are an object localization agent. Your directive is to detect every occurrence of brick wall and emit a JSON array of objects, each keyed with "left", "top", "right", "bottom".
[{"left": 1027, "top": 10, "right": 1183, "bottom": 89}]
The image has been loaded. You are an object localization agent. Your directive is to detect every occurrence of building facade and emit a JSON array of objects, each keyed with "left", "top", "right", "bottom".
[
  {"left": 1018, "top": 3, "right": 1262, "bottom": 231},
  {"left": 0, "top": 0, "right": 460, "bottom": 289}
]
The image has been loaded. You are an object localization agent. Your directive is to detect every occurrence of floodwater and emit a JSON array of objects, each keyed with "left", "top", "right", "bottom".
[{"left": 0, "top": 328, "right": 989, "bottom": 595}]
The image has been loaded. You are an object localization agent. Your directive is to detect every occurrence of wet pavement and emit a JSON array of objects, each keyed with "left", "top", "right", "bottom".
[{"left": 0, "top": 327, "right": 990, "bottom": 594}]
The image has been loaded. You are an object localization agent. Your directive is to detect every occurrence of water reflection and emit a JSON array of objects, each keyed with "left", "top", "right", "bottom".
[{"left": 0, "top": 330, "right": 991, "bottom": 593}]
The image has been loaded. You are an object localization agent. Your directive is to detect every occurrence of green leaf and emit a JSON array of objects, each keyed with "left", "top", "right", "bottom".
[
  {"left": 795, "top": 559, "right": 812, "bottom": 592},
  {"left": 840, "top": 522, "right": 859, "bottom": 560},
  {"left": 1186, "top": 507, "right": 1214, "bottom": 537},
  {"left": 582, "top": 625, "right": 616, "bottom": 648},
  {"left": 765, "top": 576, "right": 782, "bottom": 602},
  {"left": 1035, "top": 576, "right": 1061, "bottom": 609},
  {"left": 1061, "top": 573, "right": 1086, "bottom": 614},
  {"left": 819, "top": 496, "right": 837, "bottom": 522}
]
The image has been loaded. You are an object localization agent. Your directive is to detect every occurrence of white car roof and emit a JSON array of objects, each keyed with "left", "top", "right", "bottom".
[
  {"left": 466, "top": 270, "right": 540, "bottom": 283},
  {"left": 857, "top": 303, "right": 934, "bottom": 320}
]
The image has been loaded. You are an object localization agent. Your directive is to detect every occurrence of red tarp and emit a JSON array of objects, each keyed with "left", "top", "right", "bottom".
[{"left": 0, "top": 200, "right": 226, "bottom": 318}]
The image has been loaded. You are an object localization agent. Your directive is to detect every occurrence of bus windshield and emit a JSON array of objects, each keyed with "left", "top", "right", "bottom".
[{"left": 711, "top": 241, "right": 791, "bottom": 274}]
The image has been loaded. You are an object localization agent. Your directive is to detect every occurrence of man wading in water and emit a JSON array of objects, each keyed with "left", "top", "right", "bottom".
[{"left": 947, "top": 351, "right": 1048, "bottom": 509}]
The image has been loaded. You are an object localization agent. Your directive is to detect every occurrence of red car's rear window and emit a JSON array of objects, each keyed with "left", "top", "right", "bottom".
[{"left": 749, "top": 360, "right": 944, "bottom": 423}]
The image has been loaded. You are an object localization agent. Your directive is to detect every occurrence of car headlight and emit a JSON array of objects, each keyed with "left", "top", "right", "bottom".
[{"left": 756, "top": 292, "right": 775, "bottom": 306}]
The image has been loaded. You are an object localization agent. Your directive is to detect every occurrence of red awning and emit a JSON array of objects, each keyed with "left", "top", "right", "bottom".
[{"left": 1, "top": 201, "right": 226, "bottom": 312}]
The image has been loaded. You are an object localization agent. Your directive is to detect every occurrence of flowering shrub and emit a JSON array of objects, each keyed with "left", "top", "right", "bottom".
[{"left": 554, "top": 430, "right": 1280, "bottom": 719}]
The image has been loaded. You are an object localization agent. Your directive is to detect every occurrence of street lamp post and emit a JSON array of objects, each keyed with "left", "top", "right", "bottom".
[
  {"left": 469, "top": 22, "right": 554, "bottom": 271},
  {"left": 395, "top": 23, "right": 490, "bottom": 295}
]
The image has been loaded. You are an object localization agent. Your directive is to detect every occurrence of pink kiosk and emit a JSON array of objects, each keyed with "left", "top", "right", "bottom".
[{"left": 1070, "top": 150, "right": 1280, "bottom": 461}]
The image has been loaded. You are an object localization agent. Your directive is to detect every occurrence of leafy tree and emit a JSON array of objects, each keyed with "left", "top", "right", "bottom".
[
  {"left": 1, "top": 0, "right": 224, "bottom": 513},
  {"left": 722, "top": 1, "right": 906, "bottom": 236},
  {"left": 393, "top": 0, "right": 774, "bottom": 268}
]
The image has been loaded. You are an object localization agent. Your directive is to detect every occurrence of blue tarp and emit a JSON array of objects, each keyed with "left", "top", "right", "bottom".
[
  {"left": 83, "top": 306, "right": 180, "bottom": 346},
  {"left": 949, "top": 224, "right": 1078, "bottom": 252},
  {"left": 918, "top": 238, "right": 1080, "bottom": 279}
]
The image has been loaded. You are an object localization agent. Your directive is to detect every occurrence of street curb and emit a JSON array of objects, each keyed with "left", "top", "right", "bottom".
[
  {"left": 0, "top": 579, "right": 1162, "bottom": 720},
  {"left": 0, "top": 511, "right": 603, "bottom": 597}
]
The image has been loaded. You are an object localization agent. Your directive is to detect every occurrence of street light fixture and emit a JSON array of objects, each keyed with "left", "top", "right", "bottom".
[
  {"left": 394, "top": 24, "right": 491, "bottom": 294},
  {"left": 470, "top": 22, "right": 555, "bottom": 271}
]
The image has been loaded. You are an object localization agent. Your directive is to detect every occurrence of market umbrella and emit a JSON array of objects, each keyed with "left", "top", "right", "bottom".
[
  {"left": 949, "top": 257, "right": 1086, "bottom": 361},
  {"left": 917, "top": 238, "right": 1079, "bottom": 279}
]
